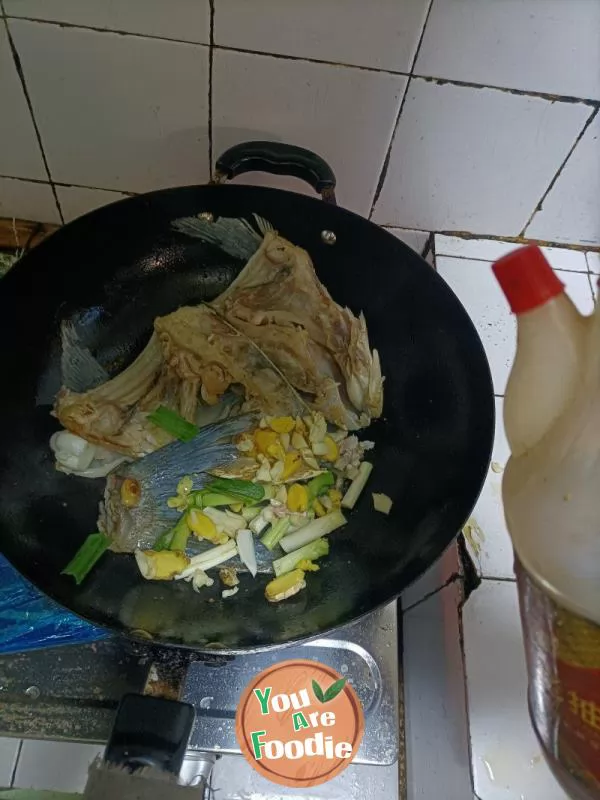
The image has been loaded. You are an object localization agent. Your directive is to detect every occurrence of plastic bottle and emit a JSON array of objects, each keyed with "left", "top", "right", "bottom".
[{"left": 493, "top": 245, "right": 600, "bottom": 800}]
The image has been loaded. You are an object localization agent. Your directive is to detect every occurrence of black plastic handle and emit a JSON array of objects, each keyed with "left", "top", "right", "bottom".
[
  {"left": 105, "top": 694, "right": 195, "bottom": 775},
  {"left": 215, "top": 141, "right": 337, "bottom": 203}
]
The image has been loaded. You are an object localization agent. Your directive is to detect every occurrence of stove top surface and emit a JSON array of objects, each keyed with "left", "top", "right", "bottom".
[
  {"left": 0, "top": 601, "right": 402, "bottom": 799},
  {"left": 184, "top": 601, "right": 399, "bottom": 765}
]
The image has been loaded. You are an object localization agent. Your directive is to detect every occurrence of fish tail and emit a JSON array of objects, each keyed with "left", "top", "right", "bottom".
[
  {"left": 170, "top": 215, "right": 265, "bottom": 260},
  {"left": 60, "top": 321, "right": 109, "bottom": 392},
  {"left": 193, "top": 413, "right": 256, "bottom": 447}
]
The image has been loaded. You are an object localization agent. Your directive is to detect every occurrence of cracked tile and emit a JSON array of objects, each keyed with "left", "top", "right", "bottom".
[
  {"left": 526, "top": 112, "right": 600, "bottom": 246},
  {"left": 372, "top": 80, "right": 589, "bottom": 235}
]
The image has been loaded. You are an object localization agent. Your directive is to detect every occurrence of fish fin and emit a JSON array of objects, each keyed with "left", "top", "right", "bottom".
[
  {"left": 253, "top": 214, "right": 275, "bottom": 235},
  {"left": 60, "top": 321, "right": 109, "bottom": 392},
  {"left": 193, "top": 413, "right": 257, "bottom": 447},
  {"left": 171, "top": 215, "right": 263, "bottom": 260},
  {"left": 124, "top": 441, "right": 240, "bottom": 504}
]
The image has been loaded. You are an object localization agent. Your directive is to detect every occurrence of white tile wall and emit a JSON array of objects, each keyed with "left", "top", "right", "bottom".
[
  {"left": 436, "top": 254, "right": 595, "bottom": 394},
  {"left": 435, "top": 236, "right": 589, "bottom": 273},
  {"left": 372, "top": 79, "right": 590, "bottom": 235},
  {"left": 0, "top": 739, "right": 20, "bottom": 789},
  {"left": 588, "top": 252, "right": 600, "bottom": 276},
  {"left": 3, "top": 0, "right": 211, "bottom": 44},
  {"left": 213, "top": 49, "right": 407, "bottom": 216},
  {"left": 383, "top": 227, "right": 429, "bottom": 256},
  {"left": 0, "top": 24, "right": 46, "bottom": 181},
  {"left": 215, "top": 0, "right": 430, "bottom": 72},
  {"left": 0, "top": 0, "right": 597, "bottom": 248},
  {"left": 56, "top": 185, "right": 131, "bottom": 223},
  {"left": 9, "top": 20, "right": 210, "bottom": 193},
  {"left": 436, "top": 255, "right": 516, "bottom": 395},
  {"left": 0, "top": 177, "right": 60, "bottom": 224},
  {"left": 463, "top": 580, "right": 569, "bottom": 800},
  {"left": 467, "top": 397, "right": 513, "bottom": 580},
  {"left": 416, "top": 0, "right": 600, "bottom": 101},
  {"left": 526, "top": 112, "right": 600, "bottom": 246},
  {"left": 13, "top": 741, "right": 103, "bottom": 793}
]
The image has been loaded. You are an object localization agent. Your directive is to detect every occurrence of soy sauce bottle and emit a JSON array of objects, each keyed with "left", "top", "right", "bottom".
[{"left": 494, "top": 246, "right": 600, "bottom": 799}]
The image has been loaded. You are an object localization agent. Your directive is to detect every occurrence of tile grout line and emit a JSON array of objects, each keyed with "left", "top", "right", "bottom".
[
  {"left": 519, "top": 106, "right": 600, "bottom": 238},
  {"left": 3, "top": 14, "right": 210, "bottom": 48},
  {"left": 2, "top": 17, "right": 64, "bottom": 224},
  {"left": 431, "top": 230, "right": 600, "bottom": 255},
  {"left": 401, "top": 572, "right": 461, "bottom": 614},
  {"left": 586, "top": 271, "right": 596, "bottom": 300},
  {"left": 435, "top": 254, "right": 590, "bottom": 274},
  {"left": 4, "top": 15, "right": 600, "bottom": 110},
  {"left": 9, "top": 739, "right": 23, "bottom": 788},
  {"left": 367, "top": 0, "right": 437, "bottom": 220},
  {"left": 208, "top": 0, "right": 215, "bottom": 174},
  {"left": 456, "top": 579, "right": 477, "bottom": 797},
  {"left": 214, "top": 42, "right": 411, "bottom": 77},
  {"left": 0, "top": 173, "right": 137, "bottom": 196},
  {"left": 414, "top": 73, "right": 600, "bottom": 109}
]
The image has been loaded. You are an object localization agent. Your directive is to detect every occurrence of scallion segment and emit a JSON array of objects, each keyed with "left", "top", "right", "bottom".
[
  {"left": 307, "top": 471, "right": 335, "bottom": 500},
  {"left": 260, "top": 517, "right": 291, "bottom": 551},
  {"left": 147, "top": 406, "right": 198, "bottom": 442},
  {"left": 341, "top": 461, "right": 373, "bottom": 509},
  {"left": 279, "top": 510, "right": 346, "bottom": 553},
  {"left": 273, "top": 538, "right": 329, "bottom": 577},
  {"left": 61, "top": 532, "right": 111, "bottom": 585},
  {"left": 168, "top": 514, "right": 191, "bottom": 551},
  {"left": 205, "top": 478, "right": 265, "bottom": 504}
]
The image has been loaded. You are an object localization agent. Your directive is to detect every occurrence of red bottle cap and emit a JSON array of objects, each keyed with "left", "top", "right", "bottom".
[{"left": 492, "top": 245, "right": 565, "bottom": 314}]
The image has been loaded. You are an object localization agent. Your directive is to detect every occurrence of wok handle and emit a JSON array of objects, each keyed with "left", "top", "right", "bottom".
[
  {"left": 104, "top": 693, "right": 194, "bottom": 775},
  {"left": 214, "top": 141, "right": 337, "bottom": 204}
]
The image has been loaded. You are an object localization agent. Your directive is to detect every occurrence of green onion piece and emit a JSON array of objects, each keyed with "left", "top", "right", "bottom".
[
  {"left": 61, "top": 532, "right": 111, "bottom": 585},
  {"left": 205, "top": 478, "right": 264, "bottom": 503},
  {"left": 241, "top": 505, "right": 261, "bottom": 522},
  {"left": 307, "top": 471, "right": 335, "bottom": 500},
  {"left": 341, "top": 462, "right": 373, "bottom": 510},
  {"left": 273, "top": 538, "right": 330, "bottom": 577},
  {"left": 169, "top": 514, "right": 191, "bottom": 551},
  {"left": 154, "top": 528, "right": 174, "bottom": 551},
  {"left": 180, "top": 541, "right": 238, "bottom": 574},
  {"left": 261, "top": 517, "right": 291, "bottom": 551},
  {"left": 279, "top": 510, "right": 346, "bottom": 553},
  {"left": 147, "top": 406, "right": 198, "bottom": 442},
  {"left": 191, "top": 490, "right": 244, "bottom": 508}
]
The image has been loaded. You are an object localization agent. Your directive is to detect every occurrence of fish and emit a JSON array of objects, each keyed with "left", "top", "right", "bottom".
[
  {"left": 99, "top": 414, "right": 256, "bottom": 553},
  {"left": 171, "top": 212, "right": 274, "bottom": 260},
  {"left": 60, "top": 320, "right": 110, "bottom": 393},
  {"left": 211, "top": 227, "right": 384, "bottom": 429}
]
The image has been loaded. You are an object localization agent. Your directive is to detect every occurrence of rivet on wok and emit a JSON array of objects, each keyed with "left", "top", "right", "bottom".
[
  {"left": 321, "top": 230, "right": 336, "bottom": 245},
  {"left": 198, "top": 211, "right": 214, "bottom": 223}
]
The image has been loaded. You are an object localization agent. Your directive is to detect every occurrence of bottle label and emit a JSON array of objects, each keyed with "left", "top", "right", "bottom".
[
  {"left": 516, "top": 559, "right": 600, "bottom": 793},
  {"left": 555, "top": 609, "right": 600, "bottom": 787}
]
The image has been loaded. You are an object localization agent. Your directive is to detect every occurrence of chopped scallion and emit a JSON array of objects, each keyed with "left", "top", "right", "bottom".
[
  {"left": 147, "top": 406, "right": 198, "bottom": 442},
  {"left": 61, "top": 532, "right": 111, "bottom": 585}
]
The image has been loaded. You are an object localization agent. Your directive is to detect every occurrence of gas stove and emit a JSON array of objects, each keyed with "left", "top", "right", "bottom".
[{"left": 0, "top": 601, "right": 402, "bottom": 799}]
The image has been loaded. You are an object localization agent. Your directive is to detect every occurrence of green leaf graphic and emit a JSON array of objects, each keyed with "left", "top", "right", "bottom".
[
  {"left": 312, "top": 679, "right": 325, "bottom": 703},
  {"left": 323, "top": 677, "right": 347, "bottom": 702}
]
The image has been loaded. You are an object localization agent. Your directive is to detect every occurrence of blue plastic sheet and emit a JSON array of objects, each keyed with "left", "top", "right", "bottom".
[{"left": 0, "top": 554, "right": 108, "bottom": 655}]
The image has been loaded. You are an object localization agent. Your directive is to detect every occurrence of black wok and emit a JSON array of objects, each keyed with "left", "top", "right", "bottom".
[{"left": 0, "top": 142, "right": 494, "bottom": 655}]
